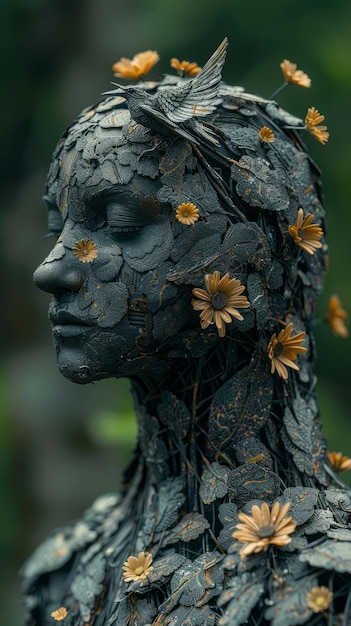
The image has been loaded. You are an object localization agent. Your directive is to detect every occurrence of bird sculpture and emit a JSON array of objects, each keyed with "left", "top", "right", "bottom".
[{"left": 103, "top": 37, "right": 228, "bottom": 144}]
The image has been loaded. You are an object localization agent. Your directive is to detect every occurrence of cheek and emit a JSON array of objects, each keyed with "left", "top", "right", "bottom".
[
  {"left": 121, "top": 221, "right": 174, "bottom": 272},
  {"left": 83, "top": 280, "right": 129, "bottom": 328}
]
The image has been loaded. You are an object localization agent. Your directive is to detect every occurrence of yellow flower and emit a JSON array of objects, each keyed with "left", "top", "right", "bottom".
[
  {"left": 306, "top": 586, "right": 333, "bottom": 613},
  {"left": 267, "top": 322, "right": 307, "bottom": 380},
  {"left": 72, "top": 239, "right": 98, "bottom": 263},
  {"left": 305, "top": 107, "right": 329, "bottom": 144},
  {"left": 192, "top": 271, "right": 250, "bottom": 337},
  {"left": 326, "top": 295, "right": 349, "bottom": 338},
  {"left": 51, "top": 607, "right": 68, "bottom": 622},
  {"left": 112, "top": 50, "right": 159, "bottom": 80},
  {"left": 259, "top": 126, "right": 275, "bottom": 143},
  {"left": 233, "top": 501, "right": 297, "bottom": 558},
  {"left": 280, "top": 59, "right": 311, "bottom": 88},
  {"left": 170, "top": 58, "right": 201, "bottom": 77},
  {"left": 122, "top": 551, "right": 153, "bottom": 583},
  {"left": 288, "top": 208, "right": 323, "bottom": 255},
  {"left": 327, "top": 451, "right": 351, "bottom": 472},
  {"left": 175, "top": 202, "right": 200, "bottom": 225}
]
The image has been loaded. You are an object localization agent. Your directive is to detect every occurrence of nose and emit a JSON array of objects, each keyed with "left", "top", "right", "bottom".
[{"left": 33, "top": 246, "right": 85, "bottom": 295}]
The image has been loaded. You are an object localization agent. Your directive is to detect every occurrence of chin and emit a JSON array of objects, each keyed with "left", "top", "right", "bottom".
[{"left": 53, "top": 328, "right": 132, "bottom": 384}]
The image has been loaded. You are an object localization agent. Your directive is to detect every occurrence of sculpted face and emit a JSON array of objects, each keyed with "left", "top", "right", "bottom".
[
  {"left": 33, "top": 98, "right": 233, "bottom": 383},
  {"left": 33, "top": 121, "right": 182, "bottom": 382},
  {"left": 34, "top": 83, "right": 327, "bottom": 386}
]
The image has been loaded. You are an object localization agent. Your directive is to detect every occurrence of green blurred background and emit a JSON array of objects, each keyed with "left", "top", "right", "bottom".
[{"left": 1, "top": 0, "right": 350, "bottom": 623}]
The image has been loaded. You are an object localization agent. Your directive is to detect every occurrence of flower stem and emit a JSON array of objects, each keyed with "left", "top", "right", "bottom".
[{"left": 269, "top": 82, "right": 289, "bottom": 100}]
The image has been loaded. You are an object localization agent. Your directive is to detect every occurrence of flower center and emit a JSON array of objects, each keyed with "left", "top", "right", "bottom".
[
  {"left": 134, "top": 566, "right": 145, "bottom": 576},
  {"left": 273, "top": 342, "right": 284, "bottom": 358},
  {"left": 256, "top": 524, "right": 276, "bottom": 538},
  {"left": 211, "top": 291, "right": 227, "bottom": 310}
]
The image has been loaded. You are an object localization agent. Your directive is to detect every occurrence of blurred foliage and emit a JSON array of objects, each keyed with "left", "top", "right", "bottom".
[{"left": 1, "top": 0, "right": 350, "bottom": 623}]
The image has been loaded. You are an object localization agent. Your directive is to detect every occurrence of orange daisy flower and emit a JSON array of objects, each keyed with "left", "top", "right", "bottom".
[
  {"left": 122, "top": 551, "right": 153, "bottom": 583},
  {"left": 233, "top": 501, "right": 297, "bottom": 558},
  {"left": 305, "top": 107, "right": 329, "bottom": 144},
  {"left": 170, "top": 58, "right": 201, "bottom": 77},
  {"left": 267, "top": 322, "right": 307, "bottom": 380},
  {"left": 259, "top": 126, "right": 275, "bottom": 143},
  {"left": 192, "top": 271, "right": 250, "bottom": 337},
  {"left": 306, "top": 586, "right": 333, "bottom": 613},
  {"left": 288, "top": 208, "right": 323, "bottom": 255},
  {"left": 51, "top": 607, "right": 68, "bottom": 621},
  {"left": 280, "top": 60, "right": 311, "bottom": 88},
  {"left": 72, "top": 239, "right": 98, "bottom": 263},
  {"left": 175, "top": 202, "right": 200, "bottom": 225},
  {"left": 326, "top": 295, "right": 349, "bottom": 338},
  {"left": 327, "top": 451, "right": 351, "bottom": 472},
  {"left": 112, "top": 50, "right": 159, "bottom": 80}
]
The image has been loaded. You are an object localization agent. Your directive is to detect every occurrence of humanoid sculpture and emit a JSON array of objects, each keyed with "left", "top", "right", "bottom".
[{"left": 22, "top": 40, "right": 351, "bottom": 625}]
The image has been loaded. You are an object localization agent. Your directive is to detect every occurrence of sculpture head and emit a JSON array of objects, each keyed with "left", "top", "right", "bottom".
[{"left": 33, "top": 69, "right": 327, "bottom": 387}]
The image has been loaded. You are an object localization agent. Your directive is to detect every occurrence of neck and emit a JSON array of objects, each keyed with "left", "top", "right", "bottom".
[{"left": 129, "top": 334, "right": 329, "bottom": 495}]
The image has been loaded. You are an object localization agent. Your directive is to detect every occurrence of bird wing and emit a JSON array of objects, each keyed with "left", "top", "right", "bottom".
[
  {"left": 156, "top": 38, "right": 228, "bottom": 123},
  {"left": 138, "top": 103, "right": 199, "bottom": 144}
]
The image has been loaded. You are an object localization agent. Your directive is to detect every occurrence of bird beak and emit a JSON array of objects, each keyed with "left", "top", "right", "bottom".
[{"left": 102, "top": 82, "right": 127, "bottom": 97}]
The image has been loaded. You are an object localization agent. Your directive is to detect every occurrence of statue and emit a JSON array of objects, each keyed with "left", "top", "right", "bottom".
[{"left": 21, "top": 40, "right": 351, "bottom": 625}]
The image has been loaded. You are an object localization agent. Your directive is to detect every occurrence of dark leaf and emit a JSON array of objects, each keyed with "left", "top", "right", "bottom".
[
  {"left": 170, "top": 223, "right": 218, "bottom": 263},
  {"left": 218, "top": 573, "right": 264, "bottom": 625},
  {"left": 282, "top": 395, "right": 327, "bottom": 481},
  {"left": 154, "top": 477, "right": 186, "bottom": 532},
  {"left": 299, "top": 539, "right": 351, "bottom": 573},
  {"left": 231, "top": 155, "right": 290, "bottom": 212},
  {"left": 21, "top": 522, "right": 97, "bottom": 586},
  {"left": 157, "top": 391, "right": 192, "bottom": 439},
  {"left": 297, "top": 510, "right": 333, "bottom": 535},
  {"left": 264, "top": 103, "right": 304, "bottom": 129},
  {"left": 165, "top": 513, "right": 210, "bottom": 545},
  {"left": 207, "top": 359, "right": 273, "bottom": 455},
  {"left": 127, "top": 553, "right": 187, "bottom": 592},
  {"left": 228, "top": 464, "right": 281, "bottom": 503},
  {"left": 172, "top": 233, "right": 222, "bottom": 280},
  {"left": 324, "top": 489, "right": 351, "bottom": 511},
  {"left": 143, "top": 436, "right": 170, "bottom": 483},
  {"left": 107, "top": 595, "right": 157, "bottom": 626},
  {"left": 222, "top": 222, "right": 261, "bottom": 263},
  {"left": 159, "top": 141, "right": 194, "bottom": 188},
  {"left": 217, "top": 503, "right": 239, "bottom": 551},
  {"left": 327, "top": 528, "right": 351, "bottom": 541},
  {"left": 280, "top": 487, "right": 318, "bottom": 525},
  {"left": 71, "top": 549, "right": 106, "bottom": 622},
  {"left": 93, "top": 246, "right": 123, "bottom": 282},
  {"left": 234, "top": 437, "right": 273, "bottom": 469},
  {"left": 161, "top": 552, "right": 224, "bottom": 612},
  {"left": 136, "top": 155, "right": 160, "bottom": 179},
  {"left": 122, "top": 220, "right": 174, "bottom": 272},
  {"left": 226, "top": 126, "right": 260, "bottom": 150},
  {"left": 199, "top": 462, "right": 230, "bottom": 504},
  {"left": 264, "top": 577, "right": 316, "bottom": 626}
]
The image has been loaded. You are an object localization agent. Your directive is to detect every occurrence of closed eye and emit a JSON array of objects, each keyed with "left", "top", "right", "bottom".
[
  {"left": 107, "top": 204, "right": 145, "bottom": 232},
  {"left": 43, "top": 195, "right": 63, "bottom": 238}
]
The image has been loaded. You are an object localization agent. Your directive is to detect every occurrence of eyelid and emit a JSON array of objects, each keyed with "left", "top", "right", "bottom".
[
  {"left": 43, "top": 195, "right": 64, "bottom": 236},
  {"left": 106, "top": 202, "right": 157, "bottom": 231}
]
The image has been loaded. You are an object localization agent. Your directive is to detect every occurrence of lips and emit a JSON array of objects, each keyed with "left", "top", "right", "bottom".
[{"left": 49, "top": 306, "right": 94, "bottom": 338}]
